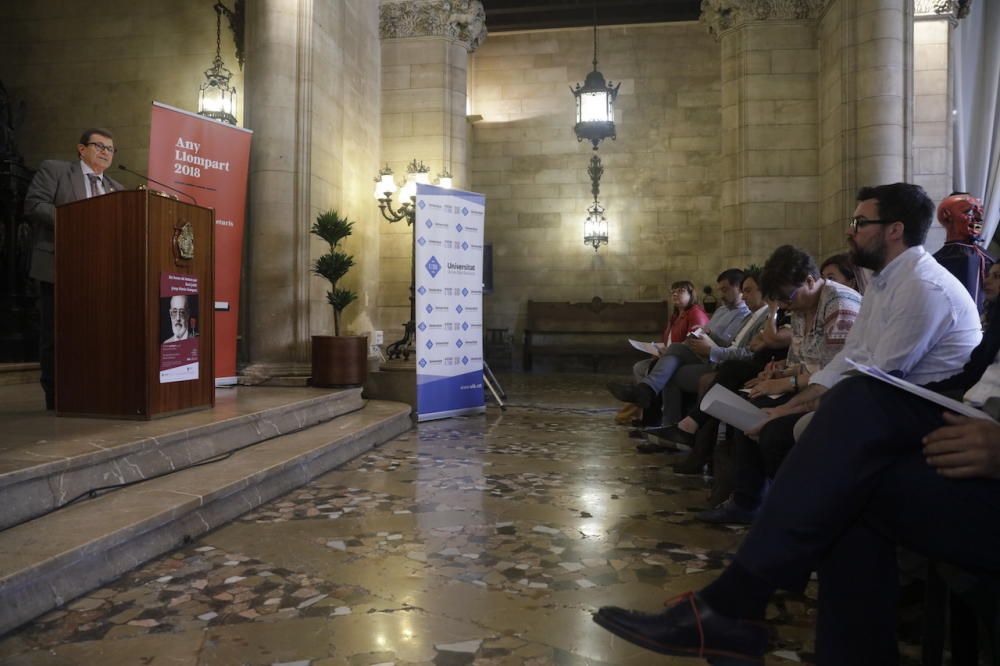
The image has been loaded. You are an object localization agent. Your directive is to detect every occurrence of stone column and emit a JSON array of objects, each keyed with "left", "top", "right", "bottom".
[
  {"left": 817, "top": 0, "right": 906, "bottom": 253},
  {"left": 377, "top": 0, "right": 486, "bottom": 340},
  {"left": 242, "top": 0, "right": 314, "bottom": 379},
  {"left": 913, "top": 0, "right": 952, "bottom": 252},
  {"left": 850, "top": 0, "right": 906, "bottom": 188},
  {"left": 702, "top": 0, "right": 827, "bottom": 267},
  {"left": 241, "top": 0, "right": 383, "bottom": 381}
]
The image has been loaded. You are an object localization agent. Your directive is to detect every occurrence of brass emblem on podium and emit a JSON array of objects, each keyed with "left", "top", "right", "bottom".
[{"left": 173, "top": 222, "right": 195, "bottom": 264}]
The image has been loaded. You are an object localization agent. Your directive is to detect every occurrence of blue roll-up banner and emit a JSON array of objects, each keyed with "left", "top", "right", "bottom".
[{"left": 414, "top": 184, "right": 486, "bottom": 422}]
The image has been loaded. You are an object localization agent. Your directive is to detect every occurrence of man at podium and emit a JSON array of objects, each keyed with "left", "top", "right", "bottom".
[{"left": 24, "top": 128, "right": 124, "bottom": 409}]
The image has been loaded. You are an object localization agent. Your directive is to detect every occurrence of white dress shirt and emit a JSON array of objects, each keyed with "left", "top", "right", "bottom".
[{"left": 811, "top": 245, "right": 982, "bottom": 388}]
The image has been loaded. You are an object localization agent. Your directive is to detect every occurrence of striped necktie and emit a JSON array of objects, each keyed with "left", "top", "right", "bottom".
[{"left": 87, "top": 173, "right": 103, "bottom": 197}]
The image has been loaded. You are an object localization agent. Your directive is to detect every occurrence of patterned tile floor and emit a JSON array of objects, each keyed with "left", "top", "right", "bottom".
[{"left": 0, "top": 373, "right": 922, "bottom": 665}]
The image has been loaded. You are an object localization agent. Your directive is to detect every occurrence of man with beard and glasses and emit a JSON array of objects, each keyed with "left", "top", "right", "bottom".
[{"left": 591, "top": 184, "right": 989, "bottom": 664}]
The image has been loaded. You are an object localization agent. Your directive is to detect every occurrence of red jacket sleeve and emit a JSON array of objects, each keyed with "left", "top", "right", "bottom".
[{"left": 688, "top": 305, "right": 710, "bottom": 331}]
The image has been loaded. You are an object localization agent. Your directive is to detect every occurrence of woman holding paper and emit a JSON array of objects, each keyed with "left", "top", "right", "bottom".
[
  {"left": 616, "top": 280, "right": 708, "bottom": 424},
  {"left": 665, "top": 280, "right": 710, "bottom": 344}
]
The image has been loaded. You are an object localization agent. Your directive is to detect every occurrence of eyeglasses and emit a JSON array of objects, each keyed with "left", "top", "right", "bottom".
[
  {"left": 169, "top": 309, "right": 189, "bottom": 318},
  {"left": 849, "top": 216, "right": 895, "bottom": 233},
  {"left": 85, "top": 142, "right": 117, "bottom": 154},
  {"left": 777, "top": 285, "right": 801, "bottom": 305}
]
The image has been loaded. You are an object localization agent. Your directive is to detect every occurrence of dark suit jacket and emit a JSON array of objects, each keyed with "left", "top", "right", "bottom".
[
  {"left": 24, "top": 160, "right": 124, "bottom": 283},
  {"left": 925, "top": 297, "right": 1000, "bottom": 397}
]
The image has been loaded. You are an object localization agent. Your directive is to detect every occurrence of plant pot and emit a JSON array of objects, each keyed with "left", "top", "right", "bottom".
[{"left": 311, "top": 335, "right": 368, "bottom": 387}]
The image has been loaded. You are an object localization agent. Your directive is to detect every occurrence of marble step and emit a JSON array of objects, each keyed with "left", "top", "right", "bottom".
[
  {"left": 0, "top": 386, "right": 365, "bottom": 531},
  {"left": 0, "top": 363, "right": 40, "bottom": 386},
  {"left": 0, "top": 399, "right": 411, "bottom": 637}
]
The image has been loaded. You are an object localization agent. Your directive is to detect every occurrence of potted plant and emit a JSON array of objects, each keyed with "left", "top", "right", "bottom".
[{"left": 310, "top": 209, "right": 367, "bottom": 386}]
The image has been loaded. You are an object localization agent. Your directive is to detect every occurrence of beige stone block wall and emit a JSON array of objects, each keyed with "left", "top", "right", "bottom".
[
  {"left": 377, "top": 37, "right": 469, "bottom": 340},
  {"left": 468, "top": 23, "right": 723, "bottom": 340},
  {"left": 817, "top": 0, "right": 907, "bottom": 259},
  {"left": 307, "top": 0, "right": 382, "bottom": 341},
  {"left": 719, "top": 21, "right": 821, "bottom": 268},
  {"left": 912, "top": 17, "right": 951, "bottom": 253},
  {"left": 0, "top": 0, "right": 243, "bottom": 181},
  {"left": 241, "top": 0, "right": 382, "bottom": 373},
  {"left": 818, "top": 0, "right": 852, "bottom": 255},
  {"left": 1, "top": 1, "right": 382, "bottom": 372}
]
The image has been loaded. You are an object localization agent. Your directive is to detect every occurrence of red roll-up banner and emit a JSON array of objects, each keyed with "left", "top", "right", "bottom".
[{"left": 148, "top": 102, "right": 252, "bottom": 386}]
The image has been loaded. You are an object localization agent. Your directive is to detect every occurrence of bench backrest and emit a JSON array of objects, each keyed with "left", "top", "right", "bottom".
[{"left": 525, "top": 298, "right": 669, "bottom": 334}]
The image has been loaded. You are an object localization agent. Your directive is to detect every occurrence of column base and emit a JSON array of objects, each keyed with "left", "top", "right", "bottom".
[{"left": 238, "top": 362, "right": 312, "bottom": 386}]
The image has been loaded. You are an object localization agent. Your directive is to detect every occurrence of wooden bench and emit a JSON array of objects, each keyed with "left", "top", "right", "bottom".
[{"left": 523, "top": 297, "right": 670, "bottom": 372}]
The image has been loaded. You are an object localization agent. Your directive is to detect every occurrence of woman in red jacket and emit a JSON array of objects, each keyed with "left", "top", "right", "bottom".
[
  {"left": 665, "top": 280, "right": 710, "bottom": 343},
  {"left": 616, "top": 281, "right": 709, "bottom": 424}
]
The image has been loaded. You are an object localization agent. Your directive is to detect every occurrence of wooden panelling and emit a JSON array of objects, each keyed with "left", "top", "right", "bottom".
[{"left": 55, "top": 191, "right": 214, "bottom": 419}]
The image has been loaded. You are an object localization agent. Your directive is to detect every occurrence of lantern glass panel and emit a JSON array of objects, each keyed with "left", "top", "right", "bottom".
[
  {"left": 580, "top": 91, "right": 610, "bottom": 123},
  {"left": 378, "top": 174, "right": 397, "bottom": 197},
  {"left": 400, "top": 179, "right": 417, "bottom": 202},
  {"left": 199, "top": 87, "right": 223, "bottom": 114}
]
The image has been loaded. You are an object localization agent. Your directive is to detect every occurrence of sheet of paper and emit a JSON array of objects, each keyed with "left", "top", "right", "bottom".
[
  {"left": 738, "top": 388, "right": 783, "bottom": 400},
  {"left": 845, "top": 359, "right": 993, "bottom": 420},
  {"left": 700, "top": 384, "right": 769, "bottom": 432},
  {"left": 629, "top": 338, "right": 661, "bottom": 356}
]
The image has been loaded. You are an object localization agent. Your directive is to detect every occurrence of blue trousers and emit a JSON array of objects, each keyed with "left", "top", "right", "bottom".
[{"left": 735, "top": 376, "right": 1000, "bottom": 665}]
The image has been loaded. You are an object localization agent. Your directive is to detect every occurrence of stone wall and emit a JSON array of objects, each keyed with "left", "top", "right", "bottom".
[
  {"left": 0, "top": 1, "right": 242, "bottom": 183},
  {"left": 306, "top": 0, "right": 382, "bottom": 341},
  {"left": 468, "top": 23, "right": 722, "bottom": 340},
  {"left": 718, "top": 20, "right": 821, "bottom": 268},
  {"left": 378, "top": 37, "right": 470, "bottom": 339},
  {"left": 817, "top": 0, "right": 907, "bottom": 258},
  {"left": 818, "top": 0, "right": 851, "bottom": 255},
  {"left": 912, "top": 15, "right": 951, "bottom": 253},
  {"left": 0, "top": 1, "right": 384, "bottom": 375}
]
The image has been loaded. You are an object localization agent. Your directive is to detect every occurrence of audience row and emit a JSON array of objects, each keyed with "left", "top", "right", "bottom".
[{"left": 597, "top": 182, "right": 999, "bottom": 665}]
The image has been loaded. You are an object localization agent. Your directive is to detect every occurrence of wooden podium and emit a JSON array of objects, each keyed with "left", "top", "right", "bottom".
[{"left": 54, "top": 190, "right": 215, "bottom": 419}]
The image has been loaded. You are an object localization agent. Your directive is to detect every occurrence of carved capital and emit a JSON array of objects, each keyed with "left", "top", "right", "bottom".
[
  {"left": 915, "top": 0, "right": 973, "bottom": 24},
  {"left": 700, "top": 0, "right": 830, "bottom": 39},
  {"left": 380, "top": 0, "right": 487, "bottom": 52}
]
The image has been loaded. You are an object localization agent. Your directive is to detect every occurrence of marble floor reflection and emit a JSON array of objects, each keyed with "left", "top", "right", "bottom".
[{"left": 0, "top": 373, "right": 921, "bottom": 665}]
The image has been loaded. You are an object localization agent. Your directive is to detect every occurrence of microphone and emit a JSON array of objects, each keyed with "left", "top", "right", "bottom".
[{"left": 118, "top": 164, "right": 198, "bottom": 205}]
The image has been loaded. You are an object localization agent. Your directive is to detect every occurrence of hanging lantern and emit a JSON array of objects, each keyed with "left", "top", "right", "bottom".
[
  {"left": 584, "top": 199, "right": 609, "bottom": 251},
  {"left": 571, "top": 13, "right": 620, "bottom": 150},
  {"left": 198, "top": 3, "right": 238, "bottom": 125}
]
